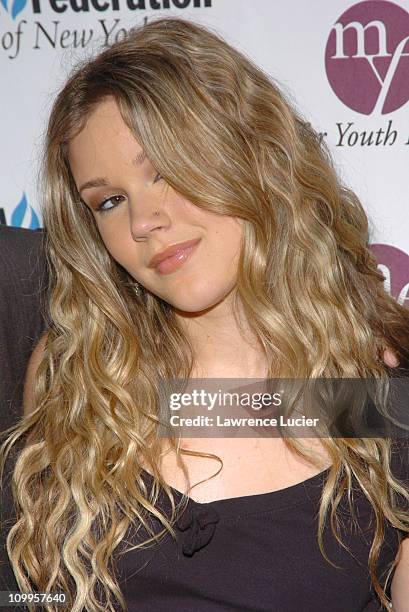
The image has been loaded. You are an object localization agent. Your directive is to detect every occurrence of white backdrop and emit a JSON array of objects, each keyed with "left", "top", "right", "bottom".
[{"left": 1, "top": 0, "right": 408, "bottom": 304}]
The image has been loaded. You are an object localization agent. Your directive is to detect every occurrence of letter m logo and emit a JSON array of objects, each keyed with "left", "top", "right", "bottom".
[{"left": 325, "top": 1, "right": 409, "bottom": 115}]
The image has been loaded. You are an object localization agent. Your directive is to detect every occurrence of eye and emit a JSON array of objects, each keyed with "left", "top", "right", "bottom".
[
  {"left": 94, "top": 173, "right": 163, "bottom": 215},
  {"left": 95, "top": 195, "right": 125, "bottom": 215}
]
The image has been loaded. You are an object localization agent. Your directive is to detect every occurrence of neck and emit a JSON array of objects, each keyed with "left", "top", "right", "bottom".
[{"left": 175, "top": 293, "right": 270, "bottom": 379}]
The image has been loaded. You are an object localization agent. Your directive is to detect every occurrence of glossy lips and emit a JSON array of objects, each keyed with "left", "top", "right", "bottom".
[{"left": 149, "top": 238, "right": 201, "bottom": 275}]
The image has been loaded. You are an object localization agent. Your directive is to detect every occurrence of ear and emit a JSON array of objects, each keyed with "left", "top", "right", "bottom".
[{"left": 382, "top": 347, "right": 400, "bottom": 368}]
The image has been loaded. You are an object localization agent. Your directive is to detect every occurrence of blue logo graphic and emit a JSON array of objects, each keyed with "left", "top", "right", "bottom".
[
  {"left": 0, "top": 0, "right": 27, "bottom": 19},
  {"left": 11, "top": 193, "right": 41, "bottom": 229}
]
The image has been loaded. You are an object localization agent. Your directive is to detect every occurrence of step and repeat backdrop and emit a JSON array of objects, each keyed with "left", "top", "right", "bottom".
[{"left": 0, "top": 0, "right": 408, "bottom": 305}]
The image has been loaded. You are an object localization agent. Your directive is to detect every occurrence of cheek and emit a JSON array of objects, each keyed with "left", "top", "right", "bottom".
[
  {"left": 215, "top": 222, "right": 243, "bottom": 263},
  {"left": 98, "top": 226, "right": 137, "bottom": 267}
]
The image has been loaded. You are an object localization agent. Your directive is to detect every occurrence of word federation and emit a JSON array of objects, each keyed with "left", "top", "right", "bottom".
[{"left": 170, "top": 415, "right": 320, "bottom": 427}]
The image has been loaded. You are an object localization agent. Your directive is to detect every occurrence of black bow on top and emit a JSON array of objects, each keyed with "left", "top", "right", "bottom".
[{"left": 175, "top": 504, "right": 220, "bottom": 557}]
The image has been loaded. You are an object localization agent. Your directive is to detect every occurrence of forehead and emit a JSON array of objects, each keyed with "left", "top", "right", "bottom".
[
  {"left": 67, "top": 98, "right": 143, "bottom": 178},
  {"left": 69, "top": 98, "right": 133, "bottom": 151}
]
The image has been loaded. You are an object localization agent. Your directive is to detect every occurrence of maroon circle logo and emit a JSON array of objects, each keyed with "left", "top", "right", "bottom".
[
  {"left": 325, "top": 0, "right": 409, "bottom": 115},
  {"left": 370, "top": 243, "right": 409, "bottom": 306}
]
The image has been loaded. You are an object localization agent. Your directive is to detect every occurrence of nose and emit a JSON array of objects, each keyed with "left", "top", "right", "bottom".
[{"left": 129, "top": 202, "right": 170, "bottom": 241}]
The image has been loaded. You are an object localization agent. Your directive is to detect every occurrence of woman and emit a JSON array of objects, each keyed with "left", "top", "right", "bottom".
[{"left": 0, "top": 16, "right": 408, "bottom": 612}]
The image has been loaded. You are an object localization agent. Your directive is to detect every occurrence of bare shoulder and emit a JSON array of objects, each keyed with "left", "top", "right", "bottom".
[
  {"left": 391, "top": 537, "right": 409, "bottom": 610},
  {"left": 22, "top": 330, "right": 49, "bottom": 417}
]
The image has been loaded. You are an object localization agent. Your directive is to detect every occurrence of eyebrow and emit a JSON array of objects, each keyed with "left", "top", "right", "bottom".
[{"left": 78, "top": 150, "right": 147, "bottom": 194}]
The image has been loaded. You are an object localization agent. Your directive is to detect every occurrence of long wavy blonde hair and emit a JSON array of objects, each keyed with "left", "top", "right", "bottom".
[{"left": 1, "top": 16, "right": 409, "bottom": 612}]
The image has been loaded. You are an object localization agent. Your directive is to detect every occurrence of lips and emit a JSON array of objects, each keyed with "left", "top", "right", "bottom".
[
  {"left": 148, "top": 238, "right": 201, "bottom": 269},
  {"left": 148, "top": 239, "right": 201, "bottom": 276}
]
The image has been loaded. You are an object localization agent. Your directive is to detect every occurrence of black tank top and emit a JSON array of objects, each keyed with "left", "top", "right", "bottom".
[
  {"left": 0, "top": 227, "right": 407, "bottom": 610},
  {"left": 114, "top": 440, "right": 409, "bottom": 612}
]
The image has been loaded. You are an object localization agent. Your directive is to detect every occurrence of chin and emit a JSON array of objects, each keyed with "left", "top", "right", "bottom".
[
  {"left": 161, "top": 284, "right": 235, "bottom": 314},
  {"left": 171, "top": 299, "right": 220, "bottom": 314}
]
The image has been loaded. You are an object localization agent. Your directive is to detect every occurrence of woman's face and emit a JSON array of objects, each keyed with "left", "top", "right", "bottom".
[{"left": 68, "top": 97, "right": 243, "bottom": 313}]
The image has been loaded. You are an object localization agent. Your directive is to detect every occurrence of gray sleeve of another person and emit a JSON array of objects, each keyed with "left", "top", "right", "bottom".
[{"left": 0, "top": 226, "right": 49, "bottom": 433}]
